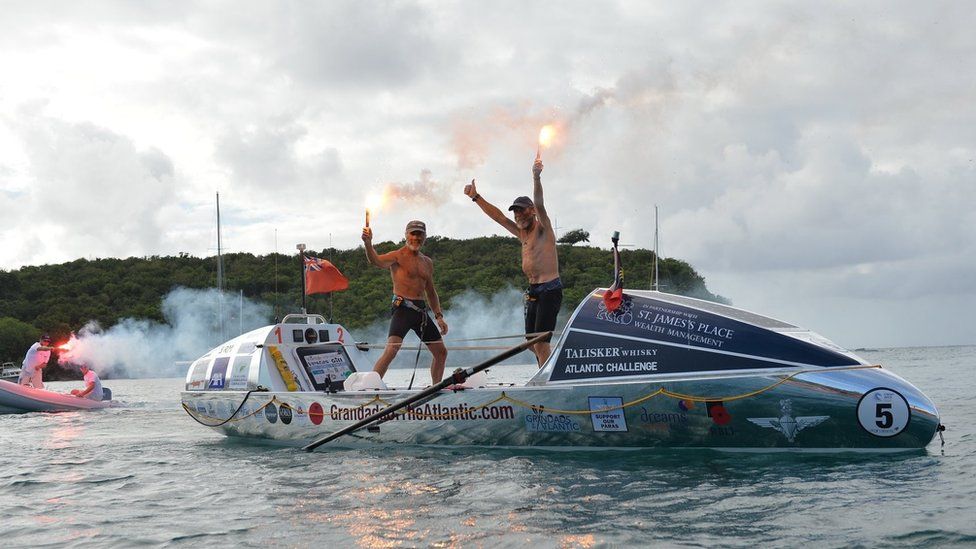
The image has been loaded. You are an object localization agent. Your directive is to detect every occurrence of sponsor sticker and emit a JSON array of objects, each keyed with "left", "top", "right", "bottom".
[
  {"left": 208, "top": 357, "right": 229, "bottom": 390},
  {"left": 279, "top": 403, "right": 293, "bottom": 425},
  {"left": 186, "top": 358, "right": 210, "bottom": 391},
  {"left": 265, "top": 403, "right": 279, "bottom": 424},
  {"left": 706, "top": 401, "right": 732, "bottom": 425},
  {"left": 238, "top": 342, "right": 257, "bottom": 354},
  {"left": 639, "top": 407, "right": 688, "bottom": 425},
  {"left": 525, "top": 412, "right": 582, "bottom": 432},
  {"left": 589, "top": 396, "right": 627, "bottom": 432},
  {"left": 227, "top": 355, "right": 252, "bottom": 390},
  {"left": 857, "top": 388, "right": 910, "bottom": 437},
  {"left": 309, "top": 402, "right": 325, "bottom": 425}
]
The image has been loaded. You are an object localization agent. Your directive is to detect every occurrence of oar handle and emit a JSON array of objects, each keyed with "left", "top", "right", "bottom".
[{"left": 303, "top": 331, "right": 551, "bottom": 452}]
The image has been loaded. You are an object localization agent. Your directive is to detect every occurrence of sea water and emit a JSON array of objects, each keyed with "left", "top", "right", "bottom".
[{"left": 1, "top": 346, "right": 974, "bottom": 547}]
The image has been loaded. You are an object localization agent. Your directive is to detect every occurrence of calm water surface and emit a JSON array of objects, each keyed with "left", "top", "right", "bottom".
[{"left": 1, "top": 346, "right": 974, "bottom": 547}]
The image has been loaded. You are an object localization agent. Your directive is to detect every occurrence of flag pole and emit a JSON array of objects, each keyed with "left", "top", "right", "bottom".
[
  {"left": 297, "top": 243, "right": 307, "bottom": 314},
  {"left": 328, "top": 233, "right": 334, "bottom": 323}
]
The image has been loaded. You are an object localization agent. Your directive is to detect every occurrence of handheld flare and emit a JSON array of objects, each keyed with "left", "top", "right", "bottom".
[
  {"left": 537, "top": 125, "right": 555, "bottom": 159},
  {"left": 365, "top": 192, "right": 383, "bottom": 227}
]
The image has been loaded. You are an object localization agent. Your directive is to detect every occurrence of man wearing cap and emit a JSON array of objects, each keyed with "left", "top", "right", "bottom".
[
  {"left": 362, "top": 220, "right": 450, "bottom": 383},
  {"left": 71, "top": 363, "right": 104, "bottom": 401},
  {"left": 18, "top": 334, "right": 55, "bottom": 389},
  {"left": 464, "top": 158, "right": 561, "bottom": 367}
]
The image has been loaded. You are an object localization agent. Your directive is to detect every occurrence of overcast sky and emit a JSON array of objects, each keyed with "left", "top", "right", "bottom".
[{"left": 1, "top": 1, "right": 973, "bottom": 348}]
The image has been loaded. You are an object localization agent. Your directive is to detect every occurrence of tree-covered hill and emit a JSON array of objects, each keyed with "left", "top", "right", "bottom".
[{"left": 0, "top": 236, "right": 725, "bottom": 363}]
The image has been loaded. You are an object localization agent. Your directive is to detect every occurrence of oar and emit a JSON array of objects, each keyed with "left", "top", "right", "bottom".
[{"left": 302, "top": 331, "right": 551, "bottom": 452}]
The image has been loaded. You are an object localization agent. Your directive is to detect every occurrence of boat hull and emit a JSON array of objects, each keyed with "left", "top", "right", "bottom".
[
  {"left": 181, "top": 366, "right": 940, "bottom": 452},
  {"left": 0, "top": 380, "right": 111, "bottom": 414}
]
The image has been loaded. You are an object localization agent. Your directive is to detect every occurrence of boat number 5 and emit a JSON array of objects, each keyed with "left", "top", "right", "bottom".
[{"left": 856, "top": 388, "right": 911, "bottom": 437}]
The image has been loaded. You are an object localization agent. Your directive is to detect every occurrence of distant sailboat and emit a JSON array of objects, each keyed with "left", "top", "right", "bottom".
[
  {"left": 216, "top": 192, "right": 225, "bottom": 341},
  {"left": 652, "top": 204, "right": 663, "bottom": 291}
]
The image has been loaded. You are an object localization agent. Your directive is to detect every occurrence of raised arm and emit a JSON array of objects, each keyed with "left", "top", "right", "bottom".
[
  {"left": 464, "top": 179, "right": 519, "bottom": 237},
  {"left": 532, "top": 158, "right": 552, "bottom": 229},
  {"left": 362, "top": 227, "right": 397, "bottom": 269},
  {"left": 424, "top": 261, "right": 449, "bottom": 334}
]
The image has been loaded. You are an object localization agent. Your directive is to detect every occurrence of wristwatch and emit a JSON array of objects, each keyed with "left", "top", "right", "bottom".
[
  {"left": 434, "top": 312, "right": 444, "bottom": 319},
  {"left": 471, "top": 194, "right": 480, "bottom": 202}
]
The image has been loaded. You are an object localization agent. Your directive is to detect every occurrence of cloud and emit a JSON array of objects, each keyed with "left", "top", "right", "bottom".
[
  {"left": 213, "top": 119, "right": 342, "bottom": 197},
  {"left": 0, "top": 2, "right": 974, "bottom": 346},
  {"left": 1, "top": 107, "right": 179, "bottom": 264}
]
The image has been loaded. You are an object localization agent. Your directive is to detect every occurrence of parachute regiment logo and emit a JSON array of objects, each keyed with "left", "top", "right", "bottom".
[{"left": 747, "top": 399, "right": 829, "bottom": 443}]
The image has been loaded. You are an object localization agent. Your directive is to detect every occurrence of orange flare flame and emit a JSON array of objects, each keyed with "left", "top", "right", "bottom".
[{"left": 538, "top": 125, "right": 555, "bottom": 148}]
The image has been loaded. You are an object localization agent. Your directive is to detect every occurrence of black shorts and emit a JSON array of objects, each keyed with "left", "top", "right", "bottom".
[
  {"left": 525, "top": 279, "right": 563, "bottom": 343},
  {"left": 389, "top": 298, "right": 442, "bottom": 342}
]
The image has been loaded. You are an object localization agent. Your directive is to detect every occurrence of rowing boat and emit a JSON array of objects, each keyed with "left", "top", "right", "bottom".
[{"left": 180, "top": 289, "right": 941, "bottom": 452}]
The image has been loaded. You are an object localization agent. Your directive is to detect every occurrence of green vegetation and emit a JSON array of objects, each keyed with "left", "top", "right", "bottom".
[
  {"left": 557, "top": 229, "right": 590, "bottom": 245},
  {"left": 0, "top": 236, "right": 725, "bottom": 363}
]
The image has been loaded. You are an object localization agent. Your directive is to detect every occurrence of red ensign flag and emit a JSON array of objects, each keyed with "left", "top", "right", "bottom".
[
  {"left": 304, "top": 257, "right": 349, "bottom": 295},
  {"left": 603, "top": 242, "right": 624, "bottom": 312}
]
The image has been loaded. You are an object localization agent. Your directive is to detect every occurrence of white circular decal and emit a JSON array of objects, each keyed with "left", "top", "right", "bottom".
[{"left": 857, "top": 388, "right": 910, "bottom": 437}]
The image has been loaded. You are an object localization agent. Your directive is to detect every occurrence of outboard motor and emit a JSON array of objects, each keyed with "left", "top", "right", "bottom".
[{"left": 102, "top": 387, "right": 112, "bottom": 401}]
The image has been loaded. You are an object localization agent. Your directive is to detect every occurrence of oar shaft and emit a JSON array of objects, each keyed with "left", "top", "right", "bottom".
[{"left": 303, "top": 331, "right": 550, "bottom": 451}]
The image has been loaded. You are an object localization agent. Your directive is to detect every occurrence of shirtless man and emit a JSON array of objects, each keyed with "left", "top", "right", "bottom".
[
  {"left": 464, "top": 158, "right": 561, "bottom": 367},
  {"left": 362, "top": 220, "right": 449, "bottom": 383}
]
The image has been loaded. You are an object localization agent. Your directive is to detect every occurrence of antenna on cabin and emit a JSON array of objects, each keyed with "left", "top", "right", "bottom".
[{"left": 328, "top": 233, "right": 334, "bottom": 323}]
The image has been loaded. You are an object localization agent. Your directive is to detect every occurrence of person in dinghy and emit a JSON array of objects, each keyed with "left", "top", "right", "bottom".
[
  {"left": 70, "top": 363, "right": 103, "bottom": 401},
  {"left": 362, "top": 219, "right": 449, "bottom": 383},
  {"left": 18, "top": 334, "right": 55, "bottom": 389}
]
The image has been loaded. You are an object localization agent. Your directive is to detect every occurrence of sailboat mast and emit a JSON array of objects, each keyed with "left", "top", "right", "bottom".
[
  {"left": 653, "top": 204, "right": 660, "bottom": 291},
  {"left": 216, "top": 192, "right": 224, "bottom": 340},
  {"left": 273, "top": 228, "right": 279, "bottom": 323}
]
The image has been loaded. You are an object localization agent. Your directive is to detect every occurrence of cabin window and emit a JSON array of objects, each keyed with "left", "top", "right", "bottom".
[
  {"left": 296, "top": 345, "right": 356, "bottom": 392},
  {"left": 318, "top": 329, "right": 330, "bottom": 342},
  {"left": 292, "top": 329, "right": 304, "bottom": 343}
]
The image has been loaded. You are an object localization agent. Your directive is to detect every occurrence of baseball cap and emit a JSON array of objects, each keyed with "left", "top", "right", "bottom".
[
  {"left": 508, "top": 196, "right": 534, "bottom": 211},
  {"left": 405, "top": 220, "right": 426, "bottom": 235}
]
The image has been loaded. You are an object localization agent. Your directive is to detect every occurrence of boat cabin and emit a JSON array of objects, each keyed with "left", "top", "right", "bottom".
[{"left": 184, "top": 314, "right": 374, "bottom": 394}]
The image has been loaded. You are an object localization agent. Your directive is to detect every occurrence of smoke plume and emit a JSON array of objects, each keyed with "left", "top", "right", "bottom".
[
  {"left": 449, "top": 67, "right": 677, "bottom": 170},
  {"left": 57, "top": 287, "right": 271, "bottom": 378},
  {"left": 375, "top": 169, "right": 448, "bottom": 209},
  {"left": 353, "top": 287, "right": 569, "bottom": 376}
]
